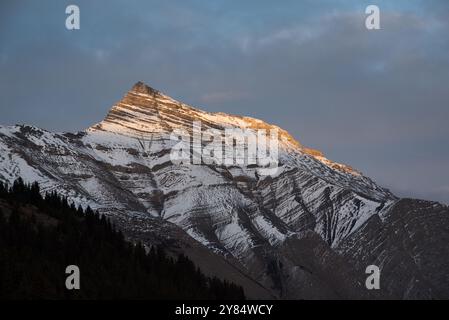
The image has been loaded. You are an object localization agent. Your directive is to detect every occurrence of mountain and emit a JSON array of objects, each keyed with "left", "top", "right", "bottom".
[{"left": 0, "top": 81, "right": 448, "bottom": 299}]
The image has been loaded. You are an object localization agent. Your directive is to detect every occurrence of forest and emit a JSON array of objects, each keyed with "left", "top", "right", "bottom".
[{"left": 0, "top": 178, "right": 245, "bottom": 300}]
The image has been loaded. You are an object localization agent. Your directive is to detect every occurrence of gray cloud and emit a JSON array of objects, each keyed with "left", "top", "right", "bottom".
[{"left": 0, "top": 0, "right": 448, "bottom": 204}]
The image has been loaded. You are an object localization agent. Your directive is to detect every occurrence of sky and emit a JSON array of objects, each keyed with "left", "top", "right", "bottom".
[{"left": 0, "top": 0, "right": 448, "bottom": 204}]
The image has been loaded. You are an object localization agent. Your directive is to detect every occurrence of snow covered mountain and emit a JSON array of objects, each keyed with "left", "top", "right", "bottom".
[{"left": 1, "top": 82, "right": 448, "bottom": 299}]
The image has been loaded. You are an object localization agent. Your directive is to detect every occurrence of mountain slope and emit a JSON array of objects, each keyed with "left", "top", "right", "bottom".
[
  {"left": 339, "top": 198, "right": 449, "bottom": 299},
  {"left": 0, "top": 82, "right": 447, "bottom": 299}
]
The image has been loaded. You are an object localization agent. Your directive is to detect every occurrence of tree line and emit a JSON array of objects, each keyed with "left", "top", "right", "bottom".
[{"left": 0, "top": 178, "right": 245, "bottom": 300}]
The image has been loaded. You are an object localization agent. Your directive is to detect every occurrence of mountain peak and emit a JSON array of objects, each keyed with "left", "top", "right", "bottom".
[
  {"left": 131, "top": 81, "right": 160, "bottom": 96},
  {"left": 87, "top": 82, "right": 364, "bottom": 177}
]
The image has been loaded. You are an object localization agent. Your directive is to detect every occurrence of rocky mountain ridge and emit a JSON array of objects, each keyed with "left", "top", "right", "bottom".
[{"left": 0, "top": 82, "right": 447, "bottom": 299}]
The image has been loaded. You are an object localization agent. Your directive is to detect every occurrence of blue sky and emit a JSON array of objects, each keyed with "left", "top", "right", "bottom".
[{"left": 1, "top": 0, "right": 448, "bottom": 203}]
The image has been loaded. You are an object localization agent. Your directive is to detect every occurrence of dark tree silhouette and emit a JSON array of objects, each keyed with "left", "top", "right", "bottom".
[{"left": 0, "top": 179, "right": 245, "bottom": 300}]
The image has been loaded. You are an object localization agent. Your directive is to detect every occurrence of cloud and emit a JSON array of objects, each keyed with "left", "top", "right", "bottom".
[
  {"left": 200, "top": 91, "right": 250, "bottom": 104},
  {"left": 0, "top": 0, "right": 448, "bottom": 204}
]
